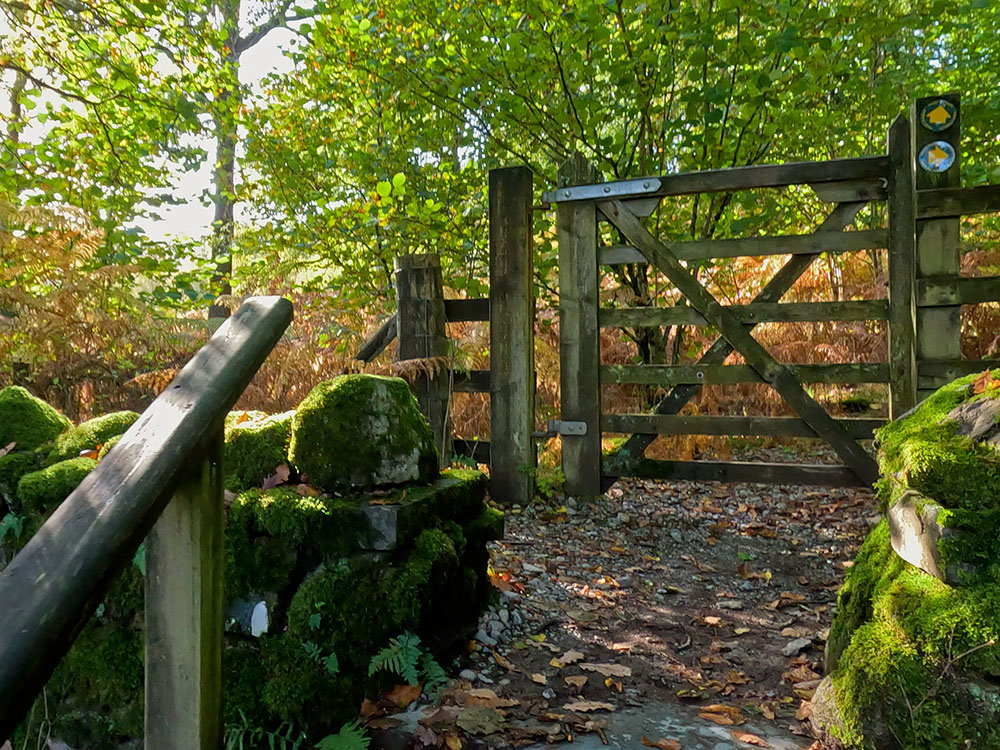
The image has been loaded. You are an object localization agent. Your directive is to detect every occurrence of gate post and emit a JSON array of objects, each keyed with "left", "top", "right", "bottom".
[
  {"left": 911, "top": 93, "right": 961, "bottom": 402},
  {"left": 887, "top": 114, "right": 917, "bottom": 419},
  {"left": 489, "top": 166, "right": 536, "bottom": 503},
  {"left": 395, "top": 254, "right": 451, "bottom": 467},
  {"left": 557, "top": 154, "right": 602, "bottom": 498}
]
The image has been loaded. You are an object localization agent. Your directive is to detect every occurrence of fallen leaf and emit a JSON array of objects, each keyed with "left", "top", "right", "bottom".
[
  {"left": 262, "top": 464, "right": 291, "bottom": 490},
  {"left": 737, "top": 562, "right": 772, "bottom": 582},
  {"left": 530, "top": 673, "right": 548, "bottom": 685},
  {"left": 443, "top": 733, "right": 463, "bottom": 750},
  {"left": 972, "top": 369, "right": 993, "bottom": 395},
  {"left": 731, "top": 730, "right": 771, "bottom": 747},
  {"left": 641, "top": 738, "right": 682, "bottom": 750},
  {"left": 386, "top": 683, "right": 422, "bottom": 707},
  {"left": 699, "top": 704, "right": 746, "bottom": 725},
  {"left": 580, "top": 662, "right": 631, "bottom": 677},
  {"left": 467, "top": 688, "right": 519, "bottom": 708},
  {"left": 562, "top": 700, "right": 616, "bottom": 712},
  {"left": 604, "top": 677, "right": 623, "bottom": 692},
  {"left": 295, "top": 483, "right": 321, "bottom": 496},
  {"left": 761, "top": 702, "right": 776, "bottom": 720},
  {"left": 79, "top": 446, "right": 101, "bottom": 460},
  {"left": 795, "top": 700, "right": 812, "bottom": 721},
  {"left": 566, "top": 608, "right": 599, "bottom": 623},
  {"left": 420, "top": 705, "right": 461, "bottom": 729},
  {"left": 359, "top": 698, "right": 381, "bottom": 720},
  {"left": 734, "top": 627, "right": 751, "bottom": 635},
  {"left": 367, "top": 716, "right": 403, "bottom": 730},
  {"left": 564, "top": 675, "right": 588, "bottom": 689},
  {"left": 552, "top": 649, "right": 585, "bottom": 667},
  {"left": 493, "top": 650, "right": 518, "bottom": 672},
  {"left": 456, "top": 705, "right": 505, "bottom": 736}
]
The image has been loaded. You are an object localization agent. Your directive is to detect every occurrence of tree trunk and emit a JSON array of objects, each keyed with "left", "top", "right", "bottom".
[{"left": 208, "top": 0, "right": 241, "bottom": 321}]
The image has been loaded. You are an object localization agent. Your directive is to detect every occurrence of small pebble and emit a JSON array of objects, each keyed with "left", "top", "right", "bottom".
[
  {"left": 542, "top": 687, "right": 556, "bottom": 700},
  {"left": 459, "top": 669, "right": 477, "bottom": 681},
  {"left": 499, "top": 608, "right": 509, "bottom": 624},
  {"left": 475, "top": 630, "right": 497, "bottom": 647}
]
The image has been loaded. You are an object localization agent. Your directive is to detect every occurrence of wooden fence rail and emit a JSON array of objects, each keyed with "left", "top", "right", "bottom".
[{"left": 0, "top": 297, "right": 293, "bottom": 747}]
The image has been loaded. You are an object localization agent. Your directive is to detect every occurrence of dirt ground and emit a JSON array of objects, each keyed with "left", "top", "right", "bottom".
[{"left": 366, "top": 472, "right": 879, "bottom": 749}]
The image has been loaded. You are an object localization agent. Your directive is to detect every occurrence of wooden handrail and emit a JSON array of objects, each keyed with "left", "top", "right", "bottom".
[{"left": 0, "top": 296, "right": 293, "bottom": 745}]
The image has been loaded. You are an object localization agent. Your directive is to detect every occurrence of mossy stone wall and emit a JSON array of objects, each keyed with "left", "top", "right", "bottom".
[
  {"left": 2, "top": 388, "right": 500, "bottom": 748},
  {"left": 818, "top": 372, "right": 1000, "bottom": 749}
]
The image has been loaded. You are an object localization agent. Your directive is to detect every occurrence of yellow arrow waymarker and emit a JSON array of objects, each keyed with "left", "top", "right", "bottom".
[{"left": 927, "top": 105, "right": 950, "bottom": 125}]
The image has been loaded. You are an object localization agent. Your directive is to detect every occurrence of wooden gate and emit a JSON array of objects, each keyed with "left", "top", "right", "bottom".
[{"left": 544, "top": 92, "right": 1000, "bottom": 497}]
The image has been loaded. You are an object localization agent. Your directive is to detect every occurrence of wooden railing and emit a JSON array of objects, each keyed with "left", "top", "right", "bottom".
[{"left": 0, "top": 296, "right": 293, "bottom": 748}]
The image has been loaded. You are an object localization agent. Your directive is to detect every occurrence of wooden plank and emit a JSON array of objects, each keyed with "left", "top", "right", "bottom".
[
  {"left": 557, "top": 154, "right": 603, "bottom": 497},
  {"left": 810, "top": 179, "right": 888, "bottom": 203},
  {"left": 887, "top": 114, "right": 917, "bottom": 419},
  {"left": 913, "top": 93, "right": 961, "bottom": 403},
  {"left": 396, "top": 254, "right": 451, "bottom": 467},
  {"left": 489, "top": 166, "right": 535, "bottom": 503},
  {"left": 597, "top": 229, "right": 886, "bottom": 265},
  {"left": 355, "top": 313, "right": 397, "bottom": 363},
  {"left": 600, "top": 198, "right": 879, "bottom": 485},
  {"left": 0, "top": 297, "right": 292, "bottom": 740},
  {"left": 917, "top": 358, "right": 1000, "bottom": 389},
  {"left": 602, "top": 458, "right": 865, "bottom": 487},
  {"left": 543, "top": 156, "right": 888, "bottom": 203},
  {"left": 602, "top": 203, "right": 865, "bottom": 491},
  {"left": 452, "top": 369, "right": 490, "bottom": 393},
  {"left": 600, "top": 300, "right": 889, "bottom": 328},
  {"left": 452, "top": 438, "right": 491, "bottom": 464},
  {"left": 602, "top": 414, "right": 884, "bottom": 438},
  {"left": 601, "top": 362, "right": 889, "bottom": 386},
  {"left": 917, "top": 184, "right": 1000, "bottom": 219},
  {"left": 145, "top": 430, "right": 224, "bottom": 750},
  {"left": 916, "top": 276, "right": 1000, "bottom": 306},
  {"left": 445, "top": 297, "right": 490, "bottom": 322}
]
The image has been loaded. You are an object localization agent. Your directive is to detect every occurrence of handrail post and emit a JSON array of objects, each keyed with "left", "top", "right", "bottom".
[{"left": 145, "top": 426, "right": 224, "bottom": 750}]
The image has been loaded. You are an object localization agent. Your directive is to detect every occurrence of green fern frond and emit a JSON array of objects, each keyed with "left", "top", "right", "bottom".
[
  {"left": 368, "top": 631, "right": 423, "bottom": 684},
  {"left": 315, "top": 720, "right": 371, "bottom": 750}
]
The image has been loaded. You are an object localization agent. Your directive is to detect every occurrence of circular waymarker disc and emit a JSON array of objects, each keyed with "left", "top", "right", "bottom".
[
  {"left": 918, "top": 140, "right": 956, "bottom": 173},
  {"left": 920, "top": 99, "right": 957, "bottom": 132}
]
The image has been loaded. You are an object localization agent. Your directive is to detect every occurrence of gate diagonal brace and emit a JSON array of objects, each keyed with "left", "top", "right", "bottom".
[
  {"left": 599, "top": 199, "right": 879, "bottom": 487},
  {"left": 602, "top": 201, "right": 864, "bottom": 490}
]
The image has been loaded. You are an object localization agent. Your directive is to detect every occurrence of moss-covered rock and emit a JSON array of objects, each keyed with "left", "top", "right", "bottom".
[
  {"left": 818, "top": 520, "right": 1000, "bottom": 749},
  {"left": 874, "top": 372, "right": 1000, "bottom": 578},
  {"left": 0, "top": 385, "right": 71, "bottom": 451},
  {"left": 45, "top": 411, "right": 139, "bottom": 465},
  {"left": 289, "top": 375, "right": 438, "bottom": 492},
  {"left": 875, "top": 372, "right": 1000, "bottom": 511},
  {"left": 16, "top": 456, "right": 97, "bottom": 513},
  {"left": 0, "top": 450, "right": 37, "bottom": 498},
  {"left": 224, "top": 410, "right": 295, "bottom": 490}
]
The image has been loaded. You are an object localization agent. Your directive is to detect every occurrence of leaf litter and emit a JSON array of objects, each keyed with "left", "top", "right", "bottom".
[{"left": 361, "top": 473, "right": 876, "bottom": 748}]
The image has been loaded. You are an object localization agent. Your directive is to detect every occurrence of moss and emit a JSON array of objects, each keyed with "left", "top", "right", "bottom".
[
  {"left": 289, "top": 375, "right": 438, "bottom": 493},
  {"left": 224, "top": 410, "right": 295, "bottom": 491},
  {"left": 875, "top": 373, "right": 1000, "bottom": 511},
  {"left": 45, "top": 411, "right": 139, "bottom": 465},
  {"left": 39, "top": 621, "right": 144, "bottom": 749},
  {"left": 0, "top": 385, "right": 71, "bottom": 451},
  {"left": 16, "top": 456, "right": 97, "bottom": 513},
  {"left": 827, "top": 520, "right": 1000, "bottom": 748},
  {"left": 97, "top": 433, "right": 122, "bottom": 460},
  {"left": 223, "top": 640, "right": 271, "bottom": 728},
  {"left": 827, "top": 520, "right": 904, "bottom": 671},
  {"left": 0, "top": 450, "right": 37, "bottom": 498}
]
